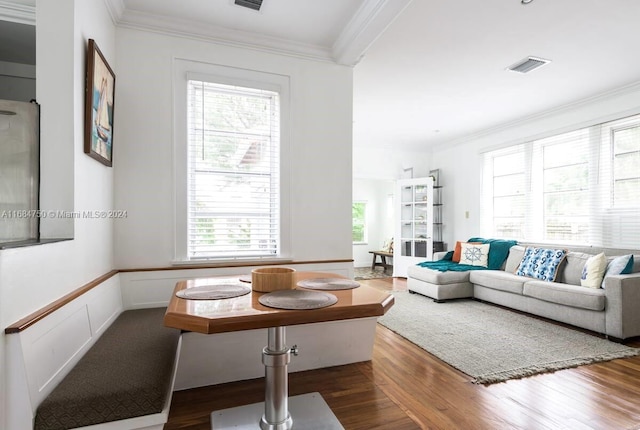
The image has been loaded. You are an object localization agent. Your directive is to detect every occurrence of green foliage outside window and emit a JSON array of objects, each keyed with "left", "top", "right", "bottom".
[{"left": 353, "top": 202, "right": 366, "bottom": 243}]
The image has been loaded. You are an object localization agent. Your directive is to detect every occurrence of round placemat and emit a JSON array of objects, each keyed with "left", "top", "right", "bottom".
[
  {"left": 258, "top": 290, "right": 338, "bottom": 310},
  {"left": 176, "top": 284, "right": 251, "bottom": 300},
  {"left": 297, "top": 278, "right": 360, "bottom": 290},
  {"left": 238, "top": 274, "right": 252, "bottom": 283}
]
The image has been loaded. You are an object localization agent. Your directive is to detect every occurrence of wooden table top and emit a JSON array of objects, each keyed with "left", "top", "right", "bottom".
[{"left": 164, "top": 271, "right": 394, "bottom": 334}]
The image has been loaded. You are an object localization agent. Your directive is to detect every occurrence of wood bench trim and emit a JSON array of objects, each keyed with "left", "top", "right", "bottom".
[
  {"left": 118, "top": 258, "right": 354, "bottom": 272},
  {"left": 4, "top": 259, "right": 353, "bottom": 334},
  {"left": 4, "top": 270, "right": 119, "bottom": 334}
]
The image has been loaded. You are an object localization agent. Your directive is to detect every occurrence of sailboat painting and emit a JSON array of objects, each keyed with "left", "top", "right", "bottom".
[{"left": 84, "top": 39, "right": 115, "bottom": 167}]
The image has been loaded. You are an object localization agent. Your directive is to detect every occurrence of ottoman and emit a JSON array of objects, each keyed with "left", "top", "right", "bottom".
[{"left": 406, "top": 265, "right": 473, "bottom": 302}]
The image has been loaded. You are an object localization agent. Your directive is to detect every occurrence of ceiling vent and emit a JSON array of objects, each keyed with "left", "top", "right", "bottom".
[
  {"left": 507, "top": 56, "right": 550, "bottom": 74},
  {"left": 234, "top": 0, "right": 263, "bottom": 11}
]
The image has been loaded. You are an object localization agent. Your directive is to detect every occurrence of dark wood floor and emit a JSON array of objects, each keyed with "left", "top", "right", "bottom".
[{"left": 165, "top": 277, "right": 640, "bottom": 430}]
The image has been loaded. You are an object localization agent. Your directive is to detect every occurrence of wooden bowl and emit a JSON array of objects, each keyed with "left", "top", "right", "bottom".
[{"left": 251, "top": 267, "right": 296, "bottom": 292}]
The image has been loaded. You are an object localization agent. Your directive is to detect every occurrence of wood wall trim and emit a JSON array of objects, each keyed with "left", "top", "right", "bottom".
[
  {"left": 4, "top": 259, "right": 353, "bottom": 334},
  {"left": 118, "top": 259, "right": 354, "bottom": 273},
  {"left": 4, "top": 270, "right": 119, "bottom": 334}
]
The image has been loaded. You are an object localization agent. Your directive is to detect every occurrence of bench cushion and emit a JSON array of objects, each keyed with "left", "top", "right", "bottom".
[{"left": 34, "top": 307, "right": 180, "bottom": 430}]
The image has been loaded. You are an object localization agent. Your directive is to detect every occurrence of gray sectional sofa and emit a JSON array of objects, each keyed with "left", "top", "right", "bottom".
[{"left": 407, "top": 242, "right": 640, "bottom": 341}]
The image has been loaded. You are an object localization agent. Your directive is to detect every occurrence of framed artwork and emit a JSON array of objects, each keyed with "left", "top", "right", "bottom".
[{"left": 84, "top": 39, "right": 115, "bottom": 167}]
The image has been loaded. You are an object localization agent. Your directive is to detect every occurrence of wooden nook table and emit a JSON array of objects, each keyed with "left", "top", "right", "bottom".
[{"left": 164, "top": 271, "right": 394, "bottom": 430}]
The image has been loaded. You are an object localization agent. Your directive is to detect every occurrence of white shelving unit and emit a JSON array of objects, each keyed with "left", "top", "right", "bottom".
[{"left": 393, "top": 177, "right": 434, "bottom": 277}]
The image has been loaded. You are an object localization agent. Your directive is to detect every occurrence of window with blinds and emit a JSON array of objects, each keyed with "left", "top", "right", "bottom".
[
  {"left": 481, "top": 113, "right": 640, "bottom": 249},
  {"left": 186, "top": 80, "right": 280, "bottom": 259}
]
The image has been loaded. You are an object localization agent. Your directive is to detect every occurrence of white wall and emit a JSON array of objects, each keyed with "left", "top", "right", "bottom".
[
  {"left": 113, "top": 29, "right": 354, "bottom": 268},
  {"left": 431, "top": 82, "right": 640, "bottom": 247},
  {"left": 0, "top": 61, "right": 35, "bottom": 101},
  {"left": 352, "top": 178, "right": 394, "bottom": 267},
  {"left": 0, "top": 1, "right": 116, "bottom": 427},
  {"left": 353, "top": 145, "right": 431, "bottom": 180}
]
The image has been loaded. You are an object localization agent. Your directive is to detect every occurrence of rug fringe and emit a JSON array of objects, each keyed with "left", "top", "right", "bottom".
[{"left": 473, "top": 349, "right": 640, "bottom": 384}]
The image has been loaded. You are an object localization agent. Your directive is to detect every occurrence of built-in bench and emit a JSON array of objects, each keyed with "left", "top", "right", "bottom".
[
  {"left": 4, "top": 273, "right": 182, "bottom": 430},
  {"left": 5, "top": 260, "right": 376, "bottom": 429},
  {"left": 34, "top": 308, "right": 180, "bottom": 430}
]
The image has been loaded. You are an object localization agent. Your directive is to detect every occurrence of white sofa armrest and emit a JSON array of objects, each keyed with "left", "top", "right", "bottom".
[
  {"left": 433, "top": 251, "right": 449, "bottom": 261},
  {"left": 604, "top": 273, "right": 640, "bottom": 340}
]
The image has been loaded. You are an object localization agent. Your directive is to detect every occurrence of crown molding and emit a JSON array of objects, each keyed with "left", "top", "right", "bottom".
[
  {"left": 103, "top": 0, "right": 125, "bottom": 25},
  {"left": 435, "top": 80, "right": 640, "bottom": 152},
  {"left": 102, "top": 0, "right": 410, "bottom": 66},
  {"left": 111, "top": 7, "right": 334, "bottom": 63},
  {"left": 332, "top": 0, "right": 412, "bottom": 66},
  {"left": 0, "top": 0, "right": 35, "bottom": 25}
]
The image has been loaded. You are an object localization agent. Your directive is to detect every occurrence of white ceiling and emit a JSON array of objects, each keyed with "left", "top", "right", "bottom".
[
  {"left": 354, "top": 0, "right": 640, "bottom": 150},
  {"left": 4, "top": 0, "right": 640, "bottom": 152}
]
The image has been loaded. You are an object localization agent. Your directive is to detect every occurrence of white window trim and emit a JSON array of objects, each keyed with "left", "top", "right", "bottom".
[
  {"left": 481, "top": 114, "right": 640, "bottom": 248},
  {"left": 172, "top": 58, "right": 291, "bottom": 263}
]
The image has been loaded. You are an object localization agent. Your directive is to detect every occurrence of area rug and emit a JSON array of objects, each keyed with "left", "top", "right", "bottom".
[
  {"left": 354, "top": 267, "right": 392, "bottom": 280},
  {"left": 378, "top": 291, "right": 640, "bottom": 384}
]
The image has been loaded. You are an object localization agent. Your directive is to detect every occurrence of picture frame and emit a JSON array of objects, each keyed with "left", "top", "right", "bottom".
[{"left": 84, "top": 39, "right": 115, "bottom": 167}]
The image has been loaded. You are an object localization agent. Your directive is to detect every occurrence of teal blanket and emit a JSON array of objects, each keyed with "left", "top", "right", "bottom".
[
  {"left": 467, "top": 237, "right": 518, "bottom": 270},
  {"left": 417, "top": 238, "right": 517, "bottom": 272},
  {"left": 417, "top": 260, "right": 487, "bottom": 272}
]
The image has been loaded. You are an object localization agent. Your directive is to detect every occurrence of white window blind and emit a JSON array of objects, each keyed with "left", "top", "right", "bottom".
[
  {"left": 187, "top": 80, "right": 280, "bottom": 259},
  {"left": 482, "top": 113, "right": 640, "bottom": 249}
]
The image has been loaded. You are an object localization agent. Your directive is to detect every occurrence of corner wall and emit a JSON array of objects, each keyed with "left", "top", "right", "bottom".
[
  {"left": 1, "top": 2, "right": 116, "bottom": 427},
  {"left": 113, "top": 29, "right": 354, "bottom": 268}
]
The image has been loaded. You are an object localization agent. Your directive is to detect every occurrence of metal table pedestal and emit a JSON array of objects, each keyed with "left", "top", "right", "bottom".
[{"left": 210, "top": 327, "right": 344, "bottom": 430}]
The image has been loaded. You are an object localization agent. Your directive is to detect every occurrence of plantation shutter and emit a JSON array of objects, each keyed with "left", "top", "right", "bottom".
[
  {"left": 186, "top": 79, "right": 280, "bottom": 259},
  {"left": 481, "top": 113, "right": 640, "bottom": 249}
]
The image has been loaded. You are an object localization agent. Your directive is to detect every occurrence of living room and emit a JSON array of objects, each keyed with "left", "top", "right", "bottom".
[{"left": 1, "top": 0, "right": 640, "bottom": 429}]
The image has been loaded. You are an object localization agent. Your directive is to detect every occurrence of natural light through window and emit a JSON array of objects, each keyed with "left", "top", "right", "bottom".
[
  {"left": 186, "top": 80, "right": 280, "bottom": 259},
  {"left": 353, "top": 202, "right": 367, "bottom": 244},
  {"left": 482, "top": 114, "right": 640, "bottom": 248}
]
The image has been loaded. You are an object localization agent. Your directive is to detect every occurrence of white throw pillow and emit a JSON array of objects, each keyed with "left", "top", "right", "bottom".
[
  {"left": 459, "top": 243, "right": 490, "bottom": 267},
  {"left": 580, "top": 252, "right": 607, "bottom": 288}
]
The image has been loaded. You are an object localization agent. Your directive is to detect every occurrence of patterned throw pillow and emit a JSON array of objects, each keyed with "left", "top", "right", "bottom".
[
  {"left": 459, "top": 243, "right": 490, "bottom": 267},
  {"left": 452, "top": 241, "right": 482, "bottom": 262},
  {"left": 601, "top": 254, "right": 634, "bottom": 288},
  {"left": 580, "top": 252, "right": 607, "bottom": 289},
  {"left": 516, "top": 247, "right": 567, "bottom": 281}
]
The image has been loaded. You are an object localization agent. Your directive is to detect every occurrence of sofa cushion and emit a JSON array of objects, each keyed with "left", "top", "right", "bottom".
[
  {"left": 469, "top": 271, "right": 527, "bottom": 295},
  {"left": 406, "top": 265, "right": 470, "bottom": 285},
  {"left": 504, "top": 245, "right": 525, "bottom": 273},
  {"left": 556, "top": 252, "right": 592, "bottom": 286},
  {"left": 516, "top": 247, "right": 567, "bottom": 281},
  {"left": 523, "top": 281, "right": 605, "bottom": 311}
]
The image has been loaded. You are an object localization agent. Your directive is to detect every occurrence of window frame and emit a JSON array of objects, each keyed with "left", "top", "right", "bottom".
[
  {"left": 173, "top": 59, "right": 291, "bottom": 263},
  {"left": 481, "top": 113, "right": 640, "bottom": 248}
]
